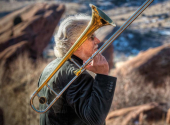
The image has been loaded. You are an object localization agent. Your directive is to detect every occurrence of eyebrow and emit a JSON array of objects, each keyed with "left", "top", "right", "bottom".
[
  {"left": 88, "top": 34, "right": 96, "bottom": 40},
  {"left": 91, "top": 34, "right": 96, "bottom": 37}
]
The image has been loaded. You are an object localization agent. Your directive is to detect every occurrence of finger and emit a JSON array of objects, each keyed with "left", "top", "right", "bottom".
[
  {"left": 100, "top": 54, "right": 106, "bottom": 62},
  {"left": 85, "top": 65, "right": 94, "bottom": 71},
  {"left": 96, "top": 53, "right": 103, "bottom": 61},
  {"left": 97, "top": 54, "right": 104, "bottom": 63},
  {"left": 93, "top": 54, "right": 99, "bottom": 62},
  {"left": 101, "top": 56, "right": 106, "bottom": 63},
  {"left": 88, "top": 60, "right": 93, "bottom": 66}
]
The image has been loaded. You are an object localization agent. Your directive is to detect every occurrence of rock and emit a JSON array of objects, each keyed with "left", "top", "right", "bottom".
[
  {"left": 106, "top": 102, "right": 167, "bottom": 125},
  {"left": 113, "top": 44, "right": 170, "bottom": 87},
  {"left": 0, "top": 108, "right": 4, "bottom": 125},
  {"left": 0, "top": 3, "right": 65, "bottom": 65},
  {"left": 166, "top": 109, "right": 170, "bottom": 124}
]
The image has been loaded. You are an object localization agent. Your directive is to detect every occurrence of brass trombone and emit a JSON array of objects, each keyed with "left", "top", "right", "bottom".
[{"left": 30, "top": 0, "right": 153, "bottom": 113}]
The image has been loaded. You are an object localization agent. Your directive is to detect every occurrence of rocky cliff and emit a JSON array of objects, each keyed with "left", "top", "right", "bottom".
[{"left": 0, "top": 3, "right": 65, "bottom": 65}]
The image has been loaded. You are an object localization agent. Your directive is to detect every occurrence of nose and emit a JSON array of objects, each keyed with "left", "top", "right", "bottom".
[{"left": 95, "top": 37, "right": 100, "bottom": 44}]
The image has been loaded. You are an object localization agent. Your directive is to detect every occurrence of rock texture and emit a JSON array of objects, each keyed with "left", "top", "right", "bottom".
[
  {"left": 106, "top": 102, "right": 168, "bottom": 125},
  {"left": 113, "top": 44, "right": 170, "bottom": 87},
  {"left": 0, "top": 108, "right": 4, "bottom": 125},
  {"left": 0, "top": 3, "right": 65, "bottom": 64},
  {"left": 167, "top": 109, "right": 170, "bottom": 124}
]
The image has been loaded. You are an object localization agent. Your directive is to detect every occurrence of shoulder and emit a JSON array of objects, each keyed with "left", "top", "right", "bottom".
[
  {"left": 40, "top": 58, "right": 80, "bottom": 80},
  {"left": 42, "top": 58, "right": 62, "bottom": 76}
]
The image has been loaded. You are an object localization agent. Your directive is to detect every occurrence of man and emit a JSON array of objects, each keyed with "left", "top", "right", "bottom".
[{"left": 38, "top": 14, "right": 117, "bottom": 125}]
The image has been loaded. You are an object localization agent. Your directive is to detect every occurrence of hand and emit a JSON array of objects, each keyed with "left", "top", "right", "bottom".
[{"left": 85, "top": 53, "right": 109, "bottom": 75}]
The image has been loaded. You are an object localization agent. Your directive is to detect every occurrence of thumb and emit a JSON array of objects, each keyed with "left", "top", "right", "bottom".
[{"left": 85, "top": 65, "right": 93, "bottom": 70}]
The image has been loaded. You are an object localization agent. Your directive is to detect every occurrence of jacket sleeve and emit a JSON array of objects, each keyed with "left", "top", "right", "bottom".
[{"left": 65, "top": 68, "right": 117, "bottom": 125}]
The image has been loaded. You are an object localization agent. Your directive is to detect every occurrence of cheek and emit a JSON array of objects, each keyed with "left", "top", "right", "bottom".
[
  {"left": 83, "top": 40, "right": 95, "bottom": 52},
  {"left": 89, "top": 44, "right": 94, "bottom": 51}
]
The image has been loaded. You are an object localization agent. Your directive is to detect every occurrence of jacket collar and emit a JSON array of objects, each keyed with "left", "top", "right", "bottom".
[{"left": 71, "top": 55, "right": 83, "bottom": 65}]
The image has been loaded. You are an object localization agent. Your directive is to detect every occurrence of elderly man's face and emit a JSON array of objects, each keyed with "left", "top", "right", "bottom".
[{"left": 78, "top": 34, "right": 100, "bottom": 61}]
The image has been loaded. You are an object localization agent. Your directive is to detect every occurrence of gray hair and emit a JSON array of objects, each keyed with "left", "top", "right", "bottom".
[{"left": 54, "top": 14, "right": 91, "bottom": 58}]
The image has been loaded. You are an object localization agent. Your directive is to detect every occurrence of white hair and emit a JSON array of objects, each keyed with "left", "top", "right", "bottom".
[{"left": 54, "top": 14, "right": 91, "bottom": 58}]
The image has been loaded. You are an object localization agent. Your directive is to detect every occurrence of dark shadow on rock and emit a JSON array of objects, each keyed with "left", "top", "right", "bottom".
[
  {"left": 0, "top": 108, "right": 4, "bottom": 125},
  {"left": 13, "top": 15, "right": 22, "bottom": 26}
]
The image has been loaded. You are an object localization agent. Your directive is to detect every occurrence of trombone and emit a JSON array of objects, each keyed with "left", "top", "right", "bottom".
[{"left": 30, "top": 0, "right": 153, "bottom": 113}]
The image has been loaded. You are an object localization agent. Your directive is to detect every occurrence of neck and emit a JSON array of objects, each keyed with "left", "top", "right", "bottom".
[{"left": 73, "top": 51, "right": 88, "bottom": 61}]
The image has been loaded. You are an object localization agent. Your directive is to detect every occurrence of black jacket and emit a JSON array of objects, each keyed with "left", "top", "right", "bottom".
[{"left": 38, "top": 55, "right": 117, "bottom": 125}]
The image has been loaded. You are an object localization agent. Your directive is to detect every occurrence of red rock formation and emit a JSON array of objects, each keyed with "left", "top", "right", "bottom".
[
  {"left": 106, "top": 102, "right": 167, "bottom": 125},
  {"left": 114, "top": 44, "right": 170, "bottom": 87},
  {"left": 0, "top": 108, "right": 4, "bottom": 125},
  {"left": 0, "top": 3, "right": 65, "bottom": 64},
  {"left": 167, "top": 109, "right": 170, "bottom": 124}
]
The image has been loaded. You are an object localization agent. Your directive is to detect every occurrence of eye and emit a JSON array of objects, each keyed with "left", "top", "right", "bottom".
[{"left": 89, "top": 34, "right": 95, "bottom": 40}]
